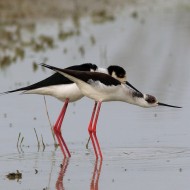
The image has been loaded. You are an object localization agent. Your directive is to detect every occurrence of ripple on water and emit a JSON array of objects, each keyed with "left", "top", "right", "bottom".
[{"left": 0, "top": 146, "right": 190, "bottom": 172}]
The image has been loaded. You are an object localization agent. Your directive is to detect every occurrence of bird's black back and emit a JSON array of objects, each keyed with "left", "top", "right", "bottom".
[
  {"left": 1, "top": 63, "right": 97, "bottom": 94},
  {"left": 62, "top": 69, "right": 121, "bottom": 86}
]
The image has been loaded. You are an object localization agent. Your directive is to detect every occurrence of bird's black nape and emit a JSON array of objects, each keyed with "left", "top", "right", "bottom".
[
  {"left": 107, "top": 65, "right": 126, "bottom": 78},
  {"left": 158, "top": 102, "right": 182, "bottom": 108}
]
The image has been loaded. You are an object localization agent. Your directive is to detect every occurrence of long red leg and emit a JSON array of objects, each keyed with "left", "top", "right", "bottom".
[
  {"left": 54, "top": 98, "right": 69, "bottom": 133},
  {"left": 57, "top": 133, "right": 71, "bottom": 157},
  {"left": 53, "top": 98, "right": 70, "bottom": 157},
  {"left": 88, "top": 102, "right": 97, "bottom": 131},
  {"left": 92, "top": 102, "right": 103, "bottom": 159},
  {"left": 55, "top": 134, "right": 66, "bottom": 157},
  {"left": 88, "top": 102, "right": 98, "bottom": 158}
]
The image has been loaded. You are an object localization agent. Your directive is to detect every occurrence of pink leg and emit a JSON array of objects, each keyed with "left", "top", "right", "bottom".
[
  {"left": 55, "top": 134, "right": 66, "bottom": 157},
  {"left": 56, "top": 133, "right": 71, "bottom": 157},
  {"left": 54, "top": 98, "right": 69, "bottom": 133},
  {"left": 53, "top": 98, "right": 71, "bottom": 157},
  {"left": 88, "top": 102, "right": 97, "bottom": 131},
  {"left": 88, "top": 102, "right": 98, "bottom": 158},
  {"left": 92, "top": 102, "right": 103, "bottom": 159}
]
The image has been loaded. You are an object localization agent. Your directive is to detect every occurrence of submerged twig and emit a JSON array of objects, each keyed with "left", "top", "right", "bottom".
[
  {"left": 20, "top": 137, "right": 24, "bottom": 147},
  {"left": 16, "top": 132, "right": 24, "bottom": 153},
  {"left": 19, "top": 136, "right": 24, "bottom": 153},
  {"left": 16, "top": 132, "right": 21, "bottom": 153},
  {"left": 43, "top": 96, "right": 53, "bottom": 127},
  {"left": 43, "top": 96, "right": 57, "bottom": 147},
  {"left": 41, "top": 134, "right": 46, "bottom": 151},
  {"left": 34, "top": 128, "right": 40, "bottom": 151},
  {"left": 17, "top": 132, "right": 21, "bottom": 148},
  {"left": 86, "top": 137, "right": 91, "bottom": 149}
]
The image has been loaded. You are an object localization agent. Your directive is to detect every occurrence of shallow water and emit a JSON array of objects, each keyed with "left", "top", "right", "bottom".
[
  {"left": 0, "top": 147, "right": 190, "bottom": 189},
  {"left": 0, "top": 2, "right": 190, "bottom": 190}
]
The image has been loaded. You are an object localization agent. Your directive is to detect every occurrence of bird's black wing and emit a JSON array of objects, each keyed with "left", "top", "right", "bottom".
[
  {"left": 65, "top": 70, "right": 121, "bottom": 86},
  {"left": 1, "top": 63, "right": 97, "bottom": 95},
  {"left": 0, "top": 73, "right": 72, "bottom": 95},
  {"left": 41, "top": 64, "right": 143, "bottom": 93}
]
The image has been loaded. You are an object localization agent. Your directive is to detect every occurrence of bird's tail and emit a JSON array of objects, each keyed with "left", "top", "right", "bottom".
[{"left": 0, "top": 88, "right": 26, "bottom": 96}]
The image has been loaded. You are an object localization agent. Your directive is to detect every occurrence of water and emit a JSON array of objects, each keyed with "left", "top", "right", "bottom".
[{"left": 0, "top": 2, "right": 190, "bottom": 190}]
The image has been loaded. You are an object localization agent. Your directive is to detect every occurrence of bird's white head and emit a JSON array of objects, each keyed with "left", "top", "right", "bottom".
[
  {"left": 142, "top": 94, "right": 182, "bottom": 108},
  {"left": 142, "top": 94, "right": 158, "bottom": 107}
]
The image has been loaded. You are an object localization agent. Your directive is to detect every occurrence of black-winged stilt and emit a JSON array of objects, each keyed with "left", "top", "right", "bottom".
[
  {"left": 1, "top": 63, "right": 140, "bottom": 157},
  {"left": 40, "top": 64, "right": 182, "bottom": 159}
]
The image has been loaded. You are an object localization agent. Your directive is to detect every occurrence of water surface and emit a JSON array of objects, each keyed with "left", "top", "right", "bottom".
[{"left": 0, "top": 2, "right": 190, "bottom": 190}]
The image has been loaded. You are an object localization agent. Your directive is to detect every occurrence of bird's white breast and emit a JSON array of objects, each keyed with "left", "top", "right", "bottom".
[{"left": 77, "top": 80, "right": 125, "bottom": 102}]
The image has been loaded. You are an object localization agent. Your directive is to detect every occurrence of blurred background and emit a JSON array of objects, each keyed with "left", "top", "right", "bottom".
[{"left": 0, "top": 0, "right": 190, "bottom": 189}]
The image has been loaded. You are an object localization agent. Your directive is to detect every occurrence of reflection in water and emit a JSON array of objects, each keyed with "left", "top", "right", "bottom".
[
  {"left": 90, "top": 159, "right": 103, "bottom": 190},
  {"left": 56, "top": 158, "right": 70, "bottom": 190},
  {"left": 47, "top": 151, "right": 56, "bottom": 189},
  {"left": 55, "top": 158, "right": 102, "bottom": 190}
]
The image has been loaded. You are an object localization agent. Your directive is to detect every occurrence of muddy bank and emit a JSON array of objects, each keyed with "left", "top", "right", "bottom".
[{"left": 0, "top": 0, "right": 127, "bottom": 21}]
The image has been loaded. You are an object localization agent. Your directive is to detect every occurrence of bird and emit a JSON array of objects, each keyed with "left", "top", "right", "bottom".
[
  {"left": 1, "top": 63, "right": 140, "bottom": 157},
  {"left": 40, "top": 64, "right": 182, "bottom": 159}
]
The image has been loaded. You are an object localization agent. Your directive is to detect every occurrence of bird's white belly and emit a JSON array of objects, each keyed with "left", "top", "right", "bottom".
[
  {"left": 78, "top": 81, "right": 139, "bottom": 105},
  {"left": 24, "top": 84, "right": 83, "bottom": 102},
  {"left": 78, "top": 81, "right": 124, "bottom": 102}
]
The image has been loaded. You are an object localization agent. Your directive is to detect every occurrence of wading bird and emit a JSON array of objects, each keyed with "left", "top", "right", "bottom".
[
  {"left": 41, "top": 64, "right": 182, "bottom": 159},
  {"left": 1, "top": 63, "right": 140, "bottom": 157}
]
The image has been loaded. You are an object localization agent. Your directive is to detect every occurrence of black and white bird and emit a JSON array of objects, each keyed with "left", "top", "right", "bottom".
[
  {"left": 1, "top": 63, "right": 140, "bottom": 157},
  {"left": 41, "top": 64, "right": 182, "bottom": 159}
]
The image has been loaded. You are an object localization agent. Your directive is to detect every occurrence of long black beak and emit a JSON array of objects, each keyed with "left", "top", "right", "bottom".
[
  {"left": 158, "top": 102, "right": 182, "bottom": 108},
  {"left": 125, "top": 81, "right": 143, "bottom": 95}
]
